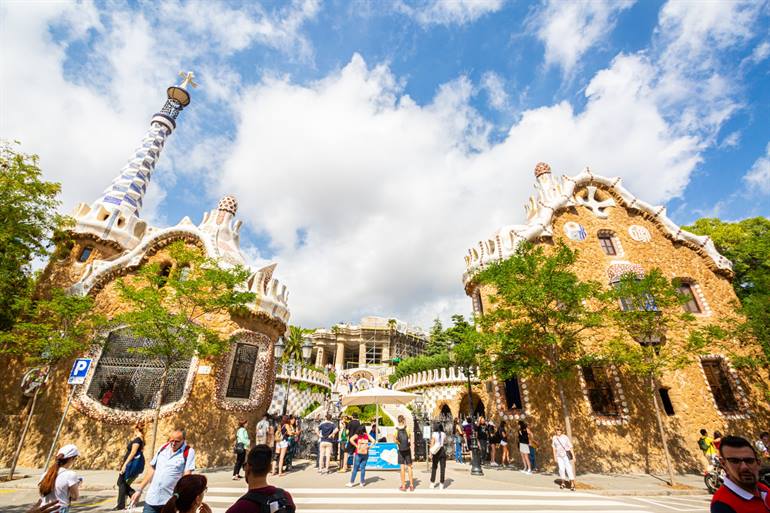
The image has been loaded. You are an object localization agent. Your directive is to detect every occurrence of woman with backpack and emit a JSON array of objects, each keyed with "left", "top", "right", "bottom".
[
  {"left": 429, "top": 423, "right": 447, "bottom": 489},
  {"left": 393, "top": 415, "right": 415, "bottom": 491},
  {"left": 160, "top": 474, "right": 211, "bottom": 513},
  {"left": 39, "top": 444, "right": 81, "bottom": 513},
  {"left": 274, "top": 416, "right": 292, "bottom": 477},
  {"left": 346, "top": 426, "right": 376, "bottom": 487},
  {"left": 233, "top": 418, "right": 250, "bottom": 480},
  {"left": 116, "top": 423, "right": 145, "bottom": 510}
]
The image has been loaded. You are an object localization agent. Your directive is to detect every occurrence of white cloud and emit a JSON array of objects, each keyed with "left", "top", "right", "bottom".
[
  {"left": 157, "top": 0, "right": 320, "bottom": 59},
  {"left": 480, "top": 71, "right": 509, "bottom": 111},
  {"left": 532, "top": 0, "right": 635, "bottom": 74},
  {"left": 217, "top": 53, "right": 699, "bottom": 328},
  {"left": 397, "top": 0, "right": 503, "bottom": 26},
  {"left": 744, "top": 143, "right": 770, "bottom": 195}
]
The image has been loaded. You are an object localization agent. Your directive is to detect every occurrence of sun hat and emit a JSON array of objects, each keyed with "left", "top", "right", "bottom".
[{"left": 58, "top": 444, "right": 80, "bottom": 460}]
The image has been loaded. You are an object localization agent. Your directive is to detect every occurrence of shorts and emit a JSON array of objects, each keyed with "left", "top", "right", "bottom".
[
  {"left": 519, "top": 443, "right": 530, "bottom": 454},
  {"left": 276, "top": 440, "right": 289, "bottom": 449},
  {"left": 500, "top": 441, "right": 508, "bottom": 446},
  {"left": 398, "top": 449, "right": 412, "bottom": 465}
]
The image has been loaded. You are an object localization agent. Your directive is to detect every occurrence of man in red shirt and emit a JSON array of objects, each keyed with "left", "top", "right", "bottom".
[
  {"left": 226, "top": 445, "right": 295, "bottom": 513},
  {"left": 711, "top": 435, "right": 770, "bottom": 513}
]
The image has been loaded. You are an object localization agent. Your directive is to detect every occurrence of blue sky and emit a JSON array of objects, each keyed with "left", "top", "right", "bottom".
[{"left": 1, "top": 0, "right": 768, "bottom": 329}]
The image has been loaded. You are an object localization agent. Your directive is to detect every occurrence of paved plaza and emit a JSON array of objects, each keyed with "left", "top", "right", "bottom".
[{"left": 1, "top": 460, "right": 712, "bottom": 513}]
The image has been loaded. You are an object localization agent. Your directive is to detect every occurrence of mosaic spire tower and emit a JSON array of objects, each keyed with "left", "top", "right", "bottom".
[{"left": 72, "top": 72, "right": 197, "bottom": 249}]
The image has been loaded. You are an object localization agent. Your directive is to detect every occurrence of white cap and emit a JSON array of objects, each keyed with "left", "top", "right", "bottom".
[{"left": 58, "top": 444, "right": 79, "bottom": 460}]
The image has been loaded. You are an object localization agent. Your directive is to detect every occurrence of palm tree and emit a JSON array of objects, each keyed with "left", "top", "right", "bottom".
[{"left": 284, "top": 325, "right": 305, "bottom": 362}]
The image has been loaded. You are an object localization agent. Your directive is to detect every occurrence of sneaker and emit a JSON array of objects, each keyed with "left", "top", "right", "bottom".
[
  {"left": 429, "top": 482, "right": 437, "bottom": 489},
  {"left": 525, "top": 470, "right": 532, "bottom": 475},
  {"left": 345, "top": 482, "right": 356, "bottom": 488},
  {"left": 360, "top": 482, "right": 366, "bottom": 487},
  {"left": 439, "top": 483, "right": 445, "bottom": 490},
  {"left": 409, "top": 484, "right": 415, "bottom": 491},
  {"left": 490, "top": 462, "right": 498, "bottom": 467}
]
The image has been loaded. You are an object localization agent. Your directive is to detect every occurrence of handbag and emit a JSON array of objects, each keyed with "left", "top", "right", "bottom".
[
  {"left": 234, "top": 442, "right": 246, "bottom": 455},
  {"left": 124, "top": 453, "right": 145, "bottom": 481}
]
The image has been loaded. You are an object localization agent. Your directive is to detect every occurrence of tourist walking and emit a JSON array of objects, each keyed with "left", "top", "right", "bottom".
[
  {"left": 39, "top": 444, "right": 81, "bottom": 513},
  {"left": 394, "top": 415, "right": 415, "bottom": 491},
  {"left": 710, "top": 435, "right": 770, "bottom": 513},
  {"left": 131, "top": 428, "right": 196, "bottom": 513},
  {"left": 476, "top": 417, "right": 489, "bottom": 463},
  {"left": 225, "top": 445, "right": 296, "bottom": 513},
  {"left": 116, "top": 422, "right": 145, "bottom": 510},
  {"left": 499, "top": 421, "right": 510, "bottom": 467},
  {"left": 346, "top": 426, "right": 376, "bottom": 487},
  {"left": 339, "top": 417, "right": 350, "bottom": 472},
  {"left": 462, "top": 417, "right": 473, "bottom": 455},
  {"left": 159, "top": 474, "right": 210, "bottom": 513},
  {"left": 489, "top": 423, "right": 500, "bottom": 467},
  {"left": 429, "top": 423, "right": 447, "bottom": 489},
  {"left": 518, "top": 421, "right": 532, "bottom": 473},
  {"left": 345, "top": 414, "right": 361, "bottom": 473},
  {"left": 233, "top": 418, "right": 250, "bottom": 480},
  {"left": 318, "top": 414, "right": 338, "bottom": 473},
  {"left": 274, "top": 416, "right": 292, "bottom": 477},
  {"left": 698, "top": 428, "right": 718, "bottom": 467},
  {"left": 552, "top": 427, "right": 575, "bottom": 491},
  {"left": 453, "top": 419, "right": 464, "bottom": 463},
  {"left": 255, "top": 414, "right": 270, "bottom": 446},
  {"left": 755, "top": 431, "right": 770, "bottom": 464}
]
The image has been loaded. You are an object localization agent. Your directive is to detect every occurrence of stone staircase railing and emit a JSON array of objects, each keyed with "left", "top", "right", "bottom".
[
  {"left": 393, "top": 366, "right": 481, "bottom": 391},
  {"left": 276, "top": 364, "right": 332, "bottom": 389}
]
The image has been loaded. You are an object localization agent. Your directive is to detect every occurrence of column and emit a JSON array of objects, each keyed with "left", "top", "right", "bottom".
[
  {"left": 358, "top": 341, "right": 366, "bottom": 367},
  {"left": 334, "top": 341, "right": 344, "bottom": 371},
  {"left": 315, "top": 346, "right": 324, "bottom": 367}
]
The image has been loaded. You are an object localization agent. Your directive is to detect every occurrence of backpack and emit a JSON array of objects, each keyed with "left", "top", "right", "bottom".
[
  {"left": 239, "top": 489, "right": 295, "bottom": 513},
  {"left": 396, "top": 428, "right": 410, "bottom": 451},
  {"left": 157, "top": 442, "right": 191, "bottom": 466},
  {"left": 256, "top": 420, "right": 268, "bottom": 438},
  {"left": 698, "top": 437, "right": 710, "bottom": 452}
]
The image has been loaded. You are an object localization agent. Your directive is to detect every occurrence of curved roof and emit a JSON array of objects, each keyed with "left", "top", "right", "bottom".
[{"left": 463, "top": 164, "right": 733, "bottom": 287}]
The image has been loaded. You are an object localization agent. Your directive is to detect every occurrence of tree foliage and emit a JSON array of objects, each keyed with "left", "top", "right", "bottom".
[
  {"left": 685, "top": 217, "right": 770, "bottom": 364},
  {"left": 113, "top": 241, "right": 255, "bottom": 451},
  {"left": 0, "top": 288, "right": 104, "bottom": 366},
  {"left": 0, "top": 142, "right": 69, "bottom": 331},
  {"left": 472, "top": 240, "right": 606, "bottom": 436}
]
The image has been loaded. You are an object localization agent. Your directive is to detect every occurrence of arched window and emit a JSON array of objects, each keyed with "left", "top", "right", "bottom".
[
  {"left": 677, "top": 281, "right": 702, "bottom": 313},
  {"left": 86, "top": 328, "right": 192, "bottom": 411},
  {"left": 597, "top": 229, "right": 623, "bottom": 257},
  {"left": 504, "top": 376, "right": 523, "bottom": 410},
  {"left": 78, "top": 246, "right": 94, "bottom": 263},
  {"left": 581, "top": 365, "right": 619, "bottom": 416}
]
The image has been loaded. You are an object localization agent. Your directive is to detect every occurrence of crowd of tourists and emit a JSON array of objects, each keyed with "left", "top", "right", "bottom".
[{"left": 24, "top": 411, "right": 770, "bottom": 513}]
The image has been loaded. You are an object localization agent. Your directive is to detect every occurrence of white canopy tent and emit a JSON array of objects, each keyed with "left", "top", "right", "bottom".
[{"left": 341, "top": 386, "right": 418, "bottom": 434}]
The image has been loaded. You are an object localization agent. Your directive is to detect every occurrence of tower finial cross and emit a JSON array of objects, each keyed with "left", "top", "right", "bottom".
[{"left": 178, "top": 71, "right": 198, "bottom": 89}]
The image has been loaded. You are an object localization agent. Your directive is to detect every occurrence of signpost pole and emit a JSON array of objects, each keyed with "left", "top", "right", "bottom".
[{"left": 44, "top": 384, "right": 77, "bottom": 470}]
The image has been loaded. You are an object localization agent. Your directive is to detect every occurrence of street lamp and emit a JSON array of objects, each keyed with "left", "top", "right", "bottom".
[
  {"left": 274, "top": 336, "right": 314, "bottom": 415},
  {"left": 450, "top": 340, "right": 484, "bottom": 476},
  {"left": 414, "top": 392, "right": 429, "bottom": 469}
]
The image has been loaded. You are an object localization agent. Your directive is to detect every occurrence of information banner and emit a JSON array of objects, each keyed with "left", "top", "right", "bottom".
[{"left": 365, "top": 442, "right": 400, "bottom": 470}]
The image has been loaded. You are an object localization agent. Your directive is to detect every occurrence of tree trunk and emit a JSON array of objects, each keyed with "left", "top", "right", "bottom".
[
  {"left": 556, "top": 380, "right": 573, "bottom": 439},
  {"left": 650, "top": 375, "right": 676, "bottom": 486},
  {"left": 9, "top": 387, "right": 41, "bottom": 480},
  {"left": 149, "top": 368, "right": 169, "bottom": 455}
]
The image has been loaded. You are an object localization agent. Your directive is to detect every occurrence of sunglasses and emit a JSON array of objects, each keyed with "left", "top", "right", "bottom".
[{"left": 723, "top": 457, "right": 760, "bottom": 465}]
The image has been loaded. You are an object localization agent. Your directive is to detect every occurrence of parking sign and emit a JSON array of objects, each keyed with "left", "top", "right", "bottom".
[{"left": 68, "top": 358, "right": 92, "bottom": 385}]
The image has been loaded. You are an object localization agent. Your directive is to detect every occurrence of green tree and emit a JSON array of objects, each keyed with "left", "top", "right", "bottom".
[
  {"left": 685, "top": 217, "right": 770, "bottom": 364},
  {"left": 604, "top": 269, "right": 709, "bottom": 486},
  {"left": 0, "top": 142, "right": 68, "bottom": 331},
  {"left": 0, "top": 289, "right": 104, "bottom": 479},
  {"left": 113, "top": 241, "right": 255, "bottom": 452},
  {"left": 473, "top": 241, "right": 606, "bottom": 438}
]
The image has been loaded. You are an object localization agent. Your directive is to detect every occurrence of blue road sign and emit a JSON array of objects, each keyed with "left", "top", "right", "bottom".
[{"left": 68, "top": 358, "right": 92, "bottom": 385}]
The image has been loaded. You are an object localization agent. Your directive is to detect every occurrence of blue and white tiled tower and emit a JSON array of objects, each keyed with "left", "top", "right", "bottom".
[{"left": 72, "top": 72, "right": 197, "bottom": 249}]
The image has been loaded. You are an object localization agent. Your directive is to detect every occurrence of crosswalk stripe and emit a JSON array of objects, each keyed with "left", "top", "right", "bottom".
[
  {"left": 210, "top": 509, "right": 650, "bottom": 513},
  {"left": 207, "top": 496, "right": 630, "bottom": 506},
  {"left": 206, "top": 487, "right": 596, "bottom": 497}
]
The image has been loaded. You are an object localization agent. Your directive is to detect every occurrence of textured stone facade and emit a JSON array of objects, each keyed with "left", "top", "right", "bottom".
[{"left": 461, "top": 165, "right": 770, "bottom": 474}]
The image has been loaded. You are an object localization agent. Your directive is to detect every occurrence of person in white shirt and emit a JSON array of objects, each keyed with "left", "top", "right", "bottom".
[
  {"left": 38, "top": 444, "right": 81, "bottom": 513},
  {"left": 551, "top": 428, "right": 575, "bottom": 491}
]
